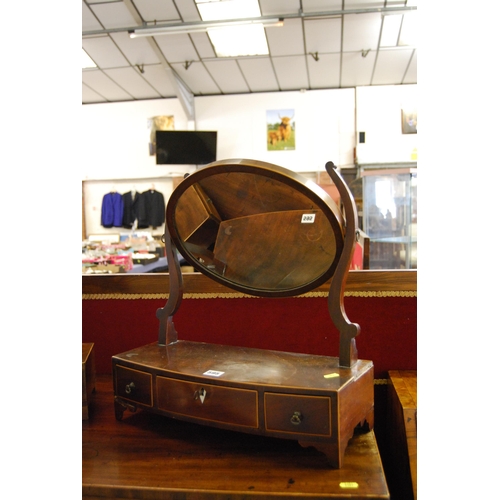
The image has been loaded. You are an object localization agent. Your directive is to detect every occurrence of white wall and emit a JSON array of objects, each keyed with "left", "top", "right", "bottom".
[
  {"left": 195, "top": 88, "right": 355, "bottom": 172},
  {"left": 82, "top": 85, "right": 416, "bottom": 237},
  {"left": 355, "top": 85, "right": 417, "bottom": 164},
  {"left": 81, "top": 98, "right": 189, "bottom": 180}
]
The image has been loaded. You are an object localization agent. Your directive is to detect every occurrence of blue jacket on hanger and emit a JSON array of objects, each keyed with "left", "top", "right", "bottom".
[{"left": 101, "top": 192, "right": 124, "bottom": 228}]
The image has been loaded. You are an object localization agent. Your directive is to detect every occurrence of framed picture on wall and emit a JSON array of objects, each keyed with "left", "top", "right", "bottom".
[
  {"left": 148, "top": 115, "right": 175, "bottom": 155},
  {"left": 266, "top": 109, "right": 295, "bottom": 150},
  {"left": 401, "top": 109, "right": 417, "bottom": 134}
]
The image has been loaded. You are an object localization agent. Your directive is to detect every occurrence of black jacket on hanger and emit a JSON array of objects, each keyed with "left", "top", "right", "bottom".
[
  {"left": 122, "top": 191, "right": 141, "bottom": 229},
  {"left": 137, "top": 189, "right": 165, "bottom": 229}
]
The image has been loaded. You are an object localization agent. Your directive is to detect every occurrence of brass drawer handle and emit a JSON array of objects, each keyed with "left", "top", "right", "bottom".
[
  {"left": 125, "top": 382, "right": 135, "bottom": 394},
  {"left": 290, "top": 411, "right": 303, "bottom": 425}
]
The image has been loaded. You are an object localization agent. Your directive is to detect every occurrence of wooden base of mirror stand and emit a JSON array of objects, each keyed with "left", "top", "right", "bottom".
[{"left": 112, "top": 340, "right": 374, "bottom": 469}]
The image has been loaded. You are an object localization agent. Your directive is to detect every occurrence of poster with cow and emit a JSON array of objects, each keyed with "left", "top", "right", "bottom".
[{"left": 266, "top": 109, "right": 295, "bottom": 151}]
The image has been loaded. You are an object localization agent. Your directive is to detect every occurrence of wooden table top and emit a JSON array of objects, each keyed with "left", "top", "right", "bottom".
[
  {"left": 388, "top": 369, "right": 417, "bottom": 409},
  {"left": 388, "top": 370, "right": 417, "bottom": 500},
  {"left": 83, "top": 375, "right": 389, "bottom": 499}
]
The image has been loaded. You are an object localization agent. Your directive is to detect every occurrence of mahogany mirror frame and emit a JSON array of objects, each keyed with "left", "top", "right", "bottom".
[{"left": 157, "top": 159, "right": 361, "bottom": 368}]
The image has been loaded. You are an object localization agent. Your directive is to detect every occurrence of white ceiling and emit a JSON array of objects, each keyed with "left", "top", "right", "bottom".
[{"left": 82, "top": 0, "right": 417, "bottom": 107}]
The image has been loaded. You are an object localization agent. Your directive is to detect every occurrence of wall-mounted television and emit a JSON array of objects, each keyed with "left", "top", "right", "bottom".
[{"left": 156, "top": 131, "right": 217, "bottom": 165}]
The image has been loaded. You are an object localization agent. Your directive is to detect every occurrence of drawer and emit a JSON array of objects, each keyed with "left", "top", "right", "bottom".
[
  {"left": 115, "top": 365, "right": 153, "bottom": 407},
  {"left": 264, "top": 393, "right": 331, "bottom": 437},
  {"left": 157, "top": 377, "right": 258, "bottom": 428}
]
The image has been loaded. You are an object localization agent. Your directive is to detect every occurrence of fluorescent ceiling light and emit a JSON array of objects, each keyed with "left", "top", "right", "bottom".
[
  {"left": 130, "top": 0, "right": 281, "bottom": 57},
  {"left": 208, "top": 24, "right": 269, "bottom": 57},
  {"left": 197, "top": 0, "right": 271, "bottom": 56},
  {"left": 130, "top": 17, "right": 282, "bottom": 38},
  {"left": 380, "top": 14, "right": 403, "bottom": 47},
  {"left": 82, "top": 49, "right": 96, "bottom": 69}
]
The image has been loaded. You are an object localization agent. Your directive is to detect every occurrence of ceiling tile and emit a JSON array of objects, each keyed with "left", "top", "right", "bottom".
[
  {"left": 304, "top": 18, "right": 342, "bottom": 54},
  {"left": 344, "top": 0, "right": 385, "bottom": 8},
  {"left": 204, "top": 60, "right": 250, "bottom": 94},
  {"left": 88, "top": 2, "right": 138, "bottom": 30},
  {"left": 140, "top": 64, "right": 179, "bottom": 97},
  {"left": 399, "top": 11, "right": 417, "bottom": 46},
  {"left": 403, "top": 50, "right": 417, "bottom": 84},
  {"left": 103, "top": 67, "right": 161, "bottom": 99},
  {"left": 175, "top": 0, "right": 202, "bottom": 22},
  {"left": 302, "top": 0, "right": 343, "bottom": 13},
  {"left": 132, "top": 0, "right": 180, "bottom": 23},
  {"left": 82, "top": 70, "right": 133, "bottom": 101},
  {"left": 189, "top": 32, "right": 217, "bottom": 59},
  {"left": 267, "top": 18, "right": 304, "bottom": 57},
  {"left": 170, "top": 62, "right": 221, "bottom": 95},
  {"left": 343, "top": 13, "right": 382, "bottom": 52},
  {"left": 341, "top": 50, "right": 376, "bottom": 87},
  {"left": 110, "top": 32, "right": 161, "bottom": 65},
  {"left": 260, "top": 0, "right": 301, "bottom": 15},
  {"left": 82, "top": 83, "right": 107, "bottom": 104},
  {"left": 82, "top": 1, "right": 102, "bottom": 32},
  {"left": 273, "top": 55, "right": 309, "bottom": 90},
  {"left": 154, "top": 34, "right": 200, "bottom": 64},
  {"left": 83, "top": 36, "right": 130, "bottom": 69},
  {"left": 371, "top": 49, "right": 414, "bottom": 85},
  {"left": 238, "top": 58, "right": 279, "bottom": 92},
  {"left": 308, "top": 53, "right": 341, "bottom": 88}
]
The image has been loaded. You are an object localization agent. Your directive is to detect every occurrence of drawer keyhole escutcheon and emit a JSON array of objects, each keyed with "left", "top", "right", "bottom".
[
  {"left": 125, "top": 382, "right": 135, "bottom": 394},
  {"left": 290, "top": 411, "right": 303, "bottom": 425},
  {"left": 194, "top": 387, "right": 207, "bottom": 404}
]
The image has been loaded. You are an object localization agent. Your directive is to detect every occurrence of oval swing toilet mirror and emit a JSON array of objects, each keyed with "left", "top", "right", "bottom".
[
  {"left": 165, "top": 159, "right": 346, "bottom": 297},
  {"left": 114, "top": 158, "right": 373, "bottom": 472}
]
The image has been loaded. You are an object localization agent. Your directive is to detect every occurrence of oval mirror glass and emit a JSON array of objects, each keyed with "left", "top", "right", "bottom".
[{"left": 166, "top": 159, "right": 346, "bottom": 297}]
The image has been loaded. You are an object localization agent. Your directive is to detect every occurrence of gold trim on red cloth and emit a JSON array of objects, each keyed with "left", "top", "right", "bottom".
[{"left": 82, "top": 290, "right": 416, "bottom": 300}]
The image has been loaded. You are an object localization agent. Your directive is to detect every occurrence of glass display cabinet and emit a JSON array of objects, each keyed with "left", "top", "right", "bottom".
[
  {"left": 112, "top": 159, "right": 374, "bottom": 469},
  {"left": 361, "top": 168, "right": 417, "bottom": 269}
]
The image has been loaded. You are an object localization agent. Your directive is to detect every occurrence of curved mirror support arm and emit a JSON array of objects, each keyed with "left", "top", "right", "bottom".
[
  {"left": 156, "top": 230, "right": 183, "bottom": 346},
  {"left": 325, "top": 162, "right": 360, "bottom": 368}
]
